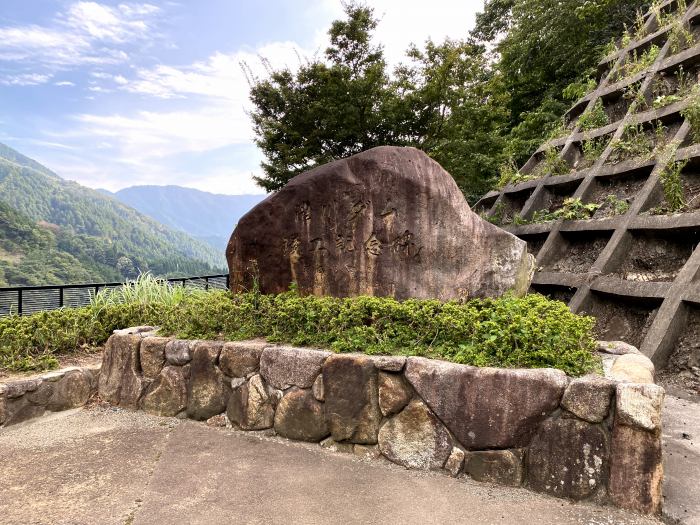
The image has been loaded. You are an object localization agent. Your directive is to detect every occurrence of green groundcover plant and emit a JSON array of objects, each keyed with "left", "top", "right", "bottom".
[{"left": 0, "top": 276, "right": 599, "bottom": 377}]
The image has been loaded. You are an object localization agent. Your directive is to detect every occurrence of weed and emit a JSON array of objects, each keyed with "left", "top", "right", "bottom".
[
  {"left": 533, "top": 148, "right": 569, "bottom": 177},
  {"left": 656, "top": 141, "right": 687, "bottom": 212},
  {"left": 624, "top": 81, "right": 649, "bottom": 112},
  {"left": 581, "top": 136, "right": 610, "bottom": 167},
  {"left": 531, "top": 198, "right": 601, "bottom": 223},
  {"left": 609, "top": 123, "right": 655, "bottom": 162},
  {"left": 614, "top": 45, "right": 660, "bottom": 82},
  {"left": 668, "top": 18, "right": 694, "bottom": 54},
  {"left": 496, "top": 159, "right": 535, "bottom": 189},
  {"left": 563, "top": 76, "right": 597, "bottom": 101},
  {"left": 604, "top": 194, "right": 631, "bottom": 216},
  {"left": 578, "top": 100, "right": 609, "bottom": 131},
  {"left": 681, "top": 85, "right": 700, "bottom": 142},
  {"left": 486, "top": 201, "right": 505, "bottom": 225}
]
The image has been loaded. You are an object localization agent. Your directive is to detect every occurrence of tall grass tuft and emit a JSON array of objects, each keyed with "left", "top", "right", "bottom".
[{"left": 91, "top": 272, "right": 205, "bottom": 308}]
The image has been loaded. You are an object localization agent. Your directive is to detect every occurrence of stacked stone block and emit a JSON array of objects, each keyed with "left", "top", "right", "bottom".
[{"left": 95, "top": 329, "right": 665, "bottom": 515}]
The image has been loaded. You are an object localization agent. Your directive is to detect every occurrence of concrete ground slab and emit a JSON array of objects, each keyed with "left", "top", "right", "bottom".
[
  {"left": 662, "top": 394, "right": 700, "bottom": 525},
  {"left": 0, "top": 407, "right": 662, "bottom": 525}
]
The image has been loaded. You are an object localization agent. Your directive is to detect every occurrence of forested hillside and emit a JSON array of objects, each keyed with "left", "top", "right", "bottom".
[
  {"left": 108, "top": 185, "right": 264, "bottom": 251},
  {"left": 0, "top": 144, "right": 226, "bottom": 286}
]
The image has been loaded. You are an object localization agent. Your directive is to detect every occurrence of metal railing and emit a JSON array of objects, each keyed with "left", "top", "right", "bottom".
[{"left": 0, "top": 274, "right": 230, "bottom": 316}]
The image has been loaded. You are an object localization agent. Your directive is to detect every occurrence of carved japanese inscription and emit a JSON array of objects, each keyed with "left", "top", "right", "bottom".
[{"left": 227, "top": 146, "right": 532, "bottom": 300}]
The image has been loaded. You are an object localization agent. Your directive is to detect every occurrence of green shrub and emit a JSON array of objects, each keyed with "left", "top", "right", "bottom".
[
  {"left": 0, "top": 289, "right": 600, "bottom": 377},
  {"left": 0, "top": 303, "right": 166, "bottom": 371}
]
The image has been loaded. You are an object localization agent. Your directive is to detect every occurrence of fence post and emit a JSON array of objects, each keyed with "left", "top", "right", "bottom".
[
  {"left": 226, "top": 274, "right": 230, "bottom": 290},
  {"left": 59, "top": 287, "right": 64, "bottom": 308},
  {"left": 17, "top": 289, "right": 22, "bottom": 316},
  {"left": 205, "top": 277, "right": 209, "bottom": 291}
]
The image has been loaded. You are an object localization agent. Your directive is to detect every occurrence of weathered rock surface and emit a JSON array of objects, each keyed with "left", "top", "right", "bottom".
[
  {"left": 319, "top": 437, "right": 354, "bottom": 453},
  {"left": 464, "top": 449, "right": 524, "bottom": 487},
  {"left": 219, "top": 341, "right": 266, "bottom": 378},
  {"left": 527, "top": 418, "right": 609, "bottom": 500},
  {"left": 378, "top": 399, "right": 452, "bottom": 469},
  {"left": 142, "top": 365, "right": 189, "bottom": 417},
  {"left": 609, "top": 353, "right": 655, "bottom": 384},
  {"left": 405, "top": 357, "right": 567, "bottom": 449},
  {"left": 260, "top": 346, "right": 330, "bottom": 390},
  {"left": 227, "top": 374, "right": 280, "bottom": 430},
  {"left": 312, "top": 375, "right": 324, "bottom": 401},
  {"left": 46, "top": 369, "right": 96, "bottom": 412},
  {"left": 323, "top": 355, "right": 382, "bottom": 444},
  {"left": 561, "top": 375, "right": 615, "bottom": 423},
  {"left": 369, "top": 356, "right": 406, "bottom": 372},
  {"left": 444, "top": 447, "right": 465, "bottom": 477},
  {"left": 187, "top": 341, "right": 230, "bottom": 421},
  {"left": 609, "top": 424, "right": 663, "bottom": 514},
  {"left": 99, "top": 334, "right": 147, "bottom": 409},
  {"left": 378, "top": 372, "right": 412, "bottom": 417},
  {"left": 165, "top": 339, "right": 195, "bottom": 366},
  {"left": 615, "top": 383, "right": 664, "bottom": 432},
  {"left": 274, "top": 389, "right": 329, "bottom": 442},
  {"left": 597, "top": 341, "right": 642, "bottom": 355},
  {"left": 226, "top": 146, "right": 532, "bottom": 300},
  {"left": 140, "top": 337, "right": 170, "bottom": 379}
]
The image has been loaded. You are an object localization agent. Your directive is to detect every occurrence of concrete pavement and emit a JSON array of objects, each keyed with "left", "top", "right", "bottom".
[{"left": 0, "top": 406, "right": 665, "bottom": 525}]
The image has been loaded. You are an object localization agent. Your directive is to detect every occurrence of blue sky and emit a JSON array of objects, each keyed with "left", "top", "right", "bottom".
[{"left": 0, "top": 1, "right": 482, "bottom": 195}]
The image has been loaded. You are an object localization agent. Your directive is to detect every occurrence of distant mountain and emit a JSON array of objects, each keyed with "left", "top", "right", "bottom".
[
  {"left": 108, "top": 185, "right": 265, "bottom": 250},
  {"left": 0, "top": 143, "right": 227, "bottom": 286}
]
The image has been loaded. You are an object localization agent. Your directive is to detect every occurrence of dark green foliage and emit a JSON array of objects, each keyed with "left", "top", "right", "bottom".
[
  {"left": 476, "top": 0, "right": 653, "bottom": 165},
  {"left": 0, "top": 289, "right": 599, "bottom": 377},
  {"left": 0, "top": 303, "right": 167, "bottom": 371},
  {"left": 0, "top": 146, "right": 226, "bottom": 285},
  {"left": 248, "top": 5, "right": 508, "bottom": 201}
]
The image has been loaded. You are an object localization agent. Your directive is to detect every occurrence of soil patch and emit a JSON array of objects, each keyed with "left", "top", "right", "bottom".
[
  {"left": 583, "top": 294, "right": 660, "bottom": 348},
  {"left": 612, "top": 231, "right": 696, "bottom": 282},
  {"left": 590, "top": 173, "right": 648, "bottom": 218},
  {"left": 543, "top": 231, "right": 612, "bottom": 274},
  {"left": 659, "top": 304, "right": 700, "bottom": 396}
]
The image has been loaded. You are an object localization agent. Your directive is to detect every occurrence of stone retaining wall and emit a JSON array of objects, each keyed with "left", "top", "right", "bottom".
[
  {"left": 2, "top": 327, "right": 663, "bottom": 515},
  {"left": 0, "top": 366, "right": 99, "bottom": 427}
]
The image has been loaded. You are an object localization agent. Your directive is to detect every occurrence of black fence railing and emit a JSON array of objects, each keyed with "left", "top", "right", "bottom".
[{"left": 0, "top": 274, "right": 230, "bottom": 316}]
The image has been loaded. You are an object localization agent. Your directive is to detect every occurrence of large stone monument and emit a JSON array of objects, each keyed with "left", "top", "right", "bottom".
[{"left": 227, "top": 146, "right": 532, "bottom": 300}]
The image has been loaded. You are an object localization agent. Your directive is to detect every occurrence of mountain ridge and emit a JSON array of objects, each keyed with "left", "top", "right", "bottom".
[
  {"left": 108, "top": 185, "right": 266, "bottom": 250},
  {"left": 0, "top": 143, "right": 226, "bottom": 286}
]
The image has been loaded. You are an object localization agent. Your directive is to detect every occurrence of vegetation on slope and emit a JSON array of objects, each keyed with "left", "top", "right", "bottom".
[
  {"left": 0, "top": 275, "right": 598, "bottom": 377},
  {"left": 0, "top": 146, "right": 226, "bottom": 285}
]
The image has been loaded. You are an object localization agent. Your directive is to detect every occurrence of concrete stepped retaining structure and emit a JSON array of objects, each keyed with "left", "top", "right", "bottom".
[{"left": 475, "top": 0, "right": 700, "bottom": 375}]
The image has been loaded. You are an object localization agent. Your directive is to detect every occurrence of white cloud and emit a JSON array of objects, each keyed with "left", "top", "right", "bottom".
[
  {"left": 62, "top": 2, "right": 159, "bottom": 43},
  {"left": 35, "top": 1, "right": 484, "bottom": 195},
  {"left": 319, "top": 0, "right": 483, "bottom": 66},
  {"left": 0, "top": 2, "right": 158, "bottom": 69},
  {"left": 55, "top": 80, "right": 76, "bottom": 87},
  {"left": 0, "top": 73, "right": 52, "bottom": 86}
]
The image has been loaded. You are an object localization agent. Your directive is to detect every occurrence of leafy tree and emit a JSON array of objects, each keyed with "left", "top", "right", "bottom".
[
  {"left": 249, "top": 5, "right": 508, "bottom": 198},
  {"left": 249, "top": 4, "right": 391, "bottom": 192},
  {"left": 474, "top": 0, "right": 654, "bottom": 164}
]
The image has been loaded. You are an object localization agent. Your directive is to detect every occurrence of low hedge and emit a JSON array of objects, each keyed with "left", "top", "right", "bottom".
[{"left": 0, "top": 289, "right": 599, "bottom": 376}]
